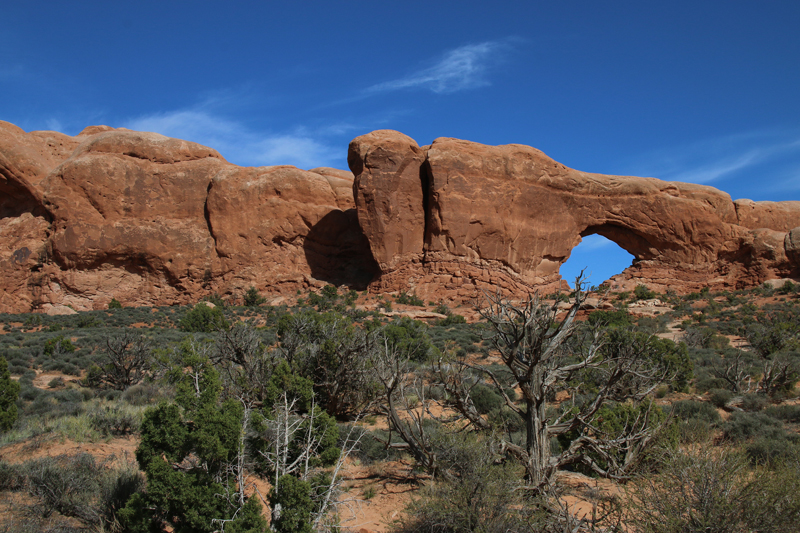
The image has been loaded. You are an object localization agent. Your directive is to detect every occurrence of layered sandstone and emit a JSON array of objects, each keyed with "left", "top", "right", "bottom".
[{"left": 348, "top": 130, "right": 800, "bottom": 300}]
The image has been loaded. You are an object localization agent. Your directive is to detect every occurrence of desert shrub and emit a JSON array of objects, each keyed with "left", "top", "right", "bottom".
[
  {"left": 740, "top": 393, "right": 768, "bottom": 412},
  {"left": 488, "top": 405, "right": 525, "bottom": 433},
  {"left": 438, "top": 313, "right": 467, "bottom": 326},
  {"left": 19, "top": 382, "right": 41, "bottom": 402},
  {"left": 121, "top": 383, "right": 167, "bottom": 406},
  {"left": 777, "top": 280, "right": 798, "bottom": 295},
  {"left": 305, "top": 284, "right": 344, "bottom": 311},
  {"left": 708, "top": 388, "right": 733, "bottom": 408},
  {"left": 723, "top": 411, "right": 785, "bottom": 442},
  {"left": 344, "top": 426, "right": 403, "bottom": 465},
  {"left": 682, "top": 326, "right": 729, "bottom": 350},
  {"left": 269, "top": 474, "right": 314, "bottom": 533},
  {"left": 88, "top": 405, "right": 141, "bottom": 436},
  {"left": 16, "top": 453, "right": 143, "bottom": 529},
  {"left": 97, "top": 459, "right": 145, "bottom": 530},
  {"left": 392, "top": 432, "right": 555, "bottom": 533},
  {"left": 61, "top": 362, "right": 80, "bottom": 376},
  {"left": 634, "top": 284, "right": 657, "bottom": 300},
  {"left": 108, "top": 298, "right": 123, "bottom": 309},
  {"left": 694, "top": 375, "right": 729, "bottom": 393},
  {"left": 469, "top": 384, "right": 504, "bottom": 415},
  {"left": 43, "top": 335, "right": 76, "bottom": 357},
  {"left": 8, "top": 363, "right": 29, "bottom": 375},
  {"left": 23, "top": 391, "right": 84, "bottom": 419},
  {"left": 0, "top": 356, "right": 20, "bottom": 431},
  {"left": 679, "top": 418, "right": 714, "bottom": 444},
  {"left": 100, "top": 389, "right": 122, "bottom": 401},
  {"left": 765, "top": 404, "right": 800, "bottom": 423},
  {"left": 0, "top": 460, "right": 23, "bottom": 491},
  {"left": 746, "top": 435, "right": 800, "bottom": 464},
  {"left": 587, "top": 309, "right": 632, "bottom": 328},
  {"left": 382, "top": 316, "right": 438, "bottom": 362},
  {"left": 625, "top": 447, "right": 800, "bottom": 533},
  {"left": 24, "top": 453, "right": 106, "bottom": 523},
  {"left": 433, "top": 301, "right": 451, "bottom": 315},
  {"left": 396, "top": 291, "right": 424, "bottom": 306},
  {"left": 0, "top": 519, "right": 85, "bottom": 532},
  {"left": 179, "top": 303, "right": 229, "bottom": 333},
  {"left": 243, "top": 286, "right": 266, "bottom": 307},
  {"left": 24, "top": 315, "right": 43, "bottom": 328},
  {"left": 637, "top": 315, "right": 670, "bottom": 334},
  {"left": 424, "top": 383, "right": 448, "bottom": 401},
  {"left": 672, "top": 400, "right": 721, "bottom": 424},
  {"left": 428, "top": 322, "right": 484, "bottom": 355}
]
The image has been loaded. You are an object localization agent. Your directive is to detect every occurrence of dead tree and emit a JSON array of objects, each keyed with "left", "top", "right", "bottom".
[
  {"left": 435, "top": 279, "right": 674, "bottom": 491},
  {"left": 100, "top": 330, "right": 152, "bottom": 390},
  {"left": 710, "top": 351, "right": 754, "bottom": 393},
  {"left": 369, "top": 334, "right": 450, "bottom": 480}
]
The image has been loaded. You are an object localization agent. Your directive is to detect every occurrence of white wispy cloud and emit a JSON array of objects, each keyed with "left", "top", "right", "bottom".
[
  {"left": 666, "top": 150, "right": 764, "bottom": 184},
  {"left": 124, "top": 109, "right": 341, "bottom": 169},
  {"left": 626, "top": 132, "right": 800, "bottom": 186},
  {"left": 365, "top": 41, "right": 511, "bottom": 95}
]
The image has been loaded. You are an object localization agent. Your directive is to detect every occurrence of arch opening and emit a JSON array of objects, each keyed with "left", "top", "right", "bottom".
[{"left": 560, "top": 233, "right": 635, "bottom": 289}]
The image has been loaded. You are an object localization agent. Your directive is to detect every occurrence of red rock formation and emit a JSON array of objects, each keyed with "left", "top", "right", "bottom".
[
  {"left": 0, "top": 121, "right": 375, "bottom": 312},
  {"left": 348, "top": 130, "right": 427, "bottom": 271},
  {"left": 206, "top": 164, "right": 375, "bottom": 293},
  {"left": 348, "top": 130, "right": 800, "bottom": 301},
  {"left": 3, "top": 120, "right": 800, "bottom": 312}
]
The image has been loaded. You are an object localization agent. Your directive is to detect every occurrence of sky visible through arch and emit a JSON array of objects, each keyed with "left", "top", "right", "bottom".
[
  {"left": 2, "top": 1, "right": 799, "bottom": 285},
  {"left": 560, "top": 235, "right": 636, "bottom": 289}
]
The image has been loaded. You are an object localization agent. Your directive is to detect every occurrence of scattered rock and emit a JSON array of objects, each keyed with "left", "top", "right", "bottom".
[
  {"left": 762, "top": 278, "right": 799, "bottom": 289},
  {"left": 45, "top": 304, "right": 77, "bottom": 316}
]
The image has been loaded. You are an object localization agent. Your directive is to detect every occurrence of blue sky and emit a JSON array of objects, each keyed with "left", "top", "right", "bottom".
[{"left": 3, "top": 1, "right": 800, "bottom": 286}]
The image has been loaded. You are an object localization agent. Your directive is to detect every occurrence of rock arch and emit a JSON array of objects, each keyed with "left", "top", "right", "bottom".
[{"left": 349, "top": 130, "right": 800, "bottom": 300}]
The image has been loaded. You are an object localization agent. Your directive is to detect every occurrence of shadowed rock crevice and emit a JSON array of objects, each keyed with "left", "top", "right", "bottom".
[
  {"left": 420, "top": 159, "right": 433, "bottom": 256},
  {"left": 303, "top": 209, "right": 379, "bottom": 290},
  {"left": 203, "top": 181, "right": 217, "bottom": 250}
]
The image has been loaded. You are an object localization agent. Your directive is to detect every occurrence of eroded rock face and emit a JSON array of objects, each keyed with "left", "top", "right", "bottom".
[
  {"left": 348, "top": 130, "right": 427, "bottom": 271},
  {"left": 3, "top": 120, "right": 800, "bottom": 312},
  {"left": 0, "top": 121, "right": 376, "bottom": 312},
  {"left": 206, "top": 165, "right": 376, "bottom": 292},
  {"left": 348, "top": 130, "right": 800, "bottom": 300}
]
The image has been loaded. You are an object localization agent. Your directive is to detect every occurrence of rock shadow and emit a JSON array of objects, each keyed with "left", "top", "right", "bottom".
[
  {"left": 0, "top": 175, "right": 50, "bottom": 220},
  {"left": 303, "top": 209, "right": 379, "bottom": 290}
]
